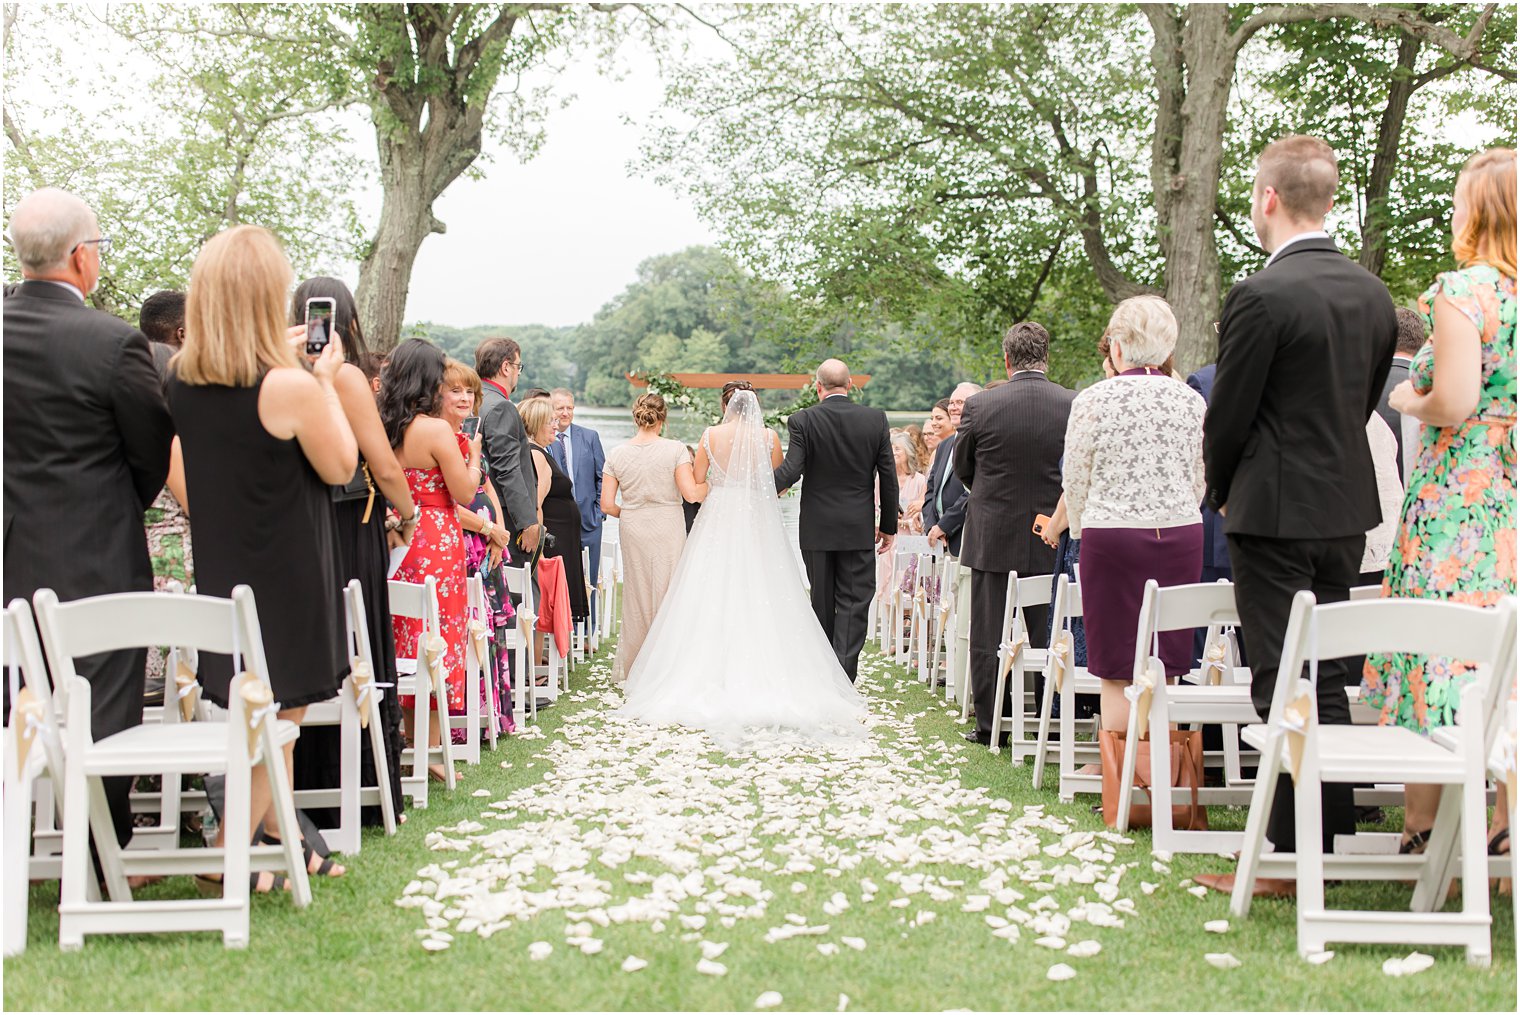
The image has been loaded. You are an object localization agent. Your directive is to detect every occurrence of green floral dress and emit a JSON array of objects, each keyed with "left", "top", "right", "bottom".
[
  {"left": 143, "top": 487, "right": 194, "bottom": 697},
  {"left": 1362, "top": 264, "right": 1516, "bottom": 735}
]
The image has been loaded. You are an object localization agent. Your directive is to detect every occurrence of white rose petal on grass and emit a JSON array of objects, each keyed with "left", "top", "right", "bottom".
[
  {"left": 1066, "top": 940, "right": 1101, "bottom": 958},
  {"left": 1046, "top": 963, "right": 1077, "bottom": 982},
  {"left": 1306, "top": 951, "right": 1336, "bottom": 966},
  {"left": 472, "top": 788, "right": 491, "bottom": 797},
  {"left": 1034, "top": 936, "right": 1066, "bottom": 950},
  {"left": 696, "top": 958, "right": 728, "bottom": 977},
  {"left": 841, "top": 936, "right": 867, "bottom": 951},
  {"left": 528, "top": 941, "right": 553, "bottom": 961},
  {"left": 961, "top": 895, "right": 991, "bottom": 913},
  {"left": 755, "top": 991, "right": 783, "bottom": 1010},
  {"left": 818, "top": 942, "right": 840, "bottom": 956},
  {"left": 621, "top": 956, "right": 649, "bottom": 973},
  {"left": 700, "top": 941, "right": 730, "bottom": 960},
  {"left": 837, "top": 993, "right": 850, "bottom": 1012},
  {"left": 1187, "top": 885, "right": 1209, "bottom": 898},
  {"left": 1205, "top": 952, "right": 1242, "bottom": 970},
  {"left": 1140, "top": 882, "right": 1159, "bottom": 895},
  {"left": 1204, "top": 920, "right": 1229, "bottom": 934},
  {"left": 421, "top": 938, "right": 450, "bottom": 952}
]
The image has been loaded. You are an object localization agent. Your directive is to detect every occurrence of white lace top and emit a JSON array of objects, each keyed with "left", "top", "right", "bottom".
[{"left": 1063, "top": 373, "right": 1206, "bottom": 539}]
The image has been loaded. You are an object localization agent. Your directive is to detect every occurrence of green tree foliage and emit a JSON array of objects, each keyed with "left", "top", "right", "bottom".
[{"left": 407, "top": 321, "right": 577, "bottom": 396}]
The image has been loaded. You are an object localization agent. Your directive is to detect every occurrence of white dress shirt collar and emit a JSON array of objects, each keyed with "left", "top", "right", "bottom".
[
  {"left": 35, "top": 279, "right": 85, "bottom": 302},
  {"left": 1264, "top": 230, "right": 1331, "bottom": 268}
]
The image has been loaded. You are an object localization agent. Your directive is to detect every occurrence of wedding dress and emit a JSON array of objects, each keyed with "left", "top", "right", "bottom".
[{"left": 617, "top": 390, "right": 870, "bottom": 747}]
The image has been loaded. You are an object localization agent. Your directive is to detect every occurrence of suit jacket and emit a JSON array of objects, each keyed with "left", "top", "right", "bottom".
[
  {"left": 920, "top": 434, "right": 969, "bottom": 556},
  {"left": 953, "top": 372, "right": 1075, "bottom": 575},
  {"left": 480, "top": 382, "right": 540, "bottom": 535},
  {"left": 1186, "top": 366, "right": 1230, "bottom": 572},
  {"left": 773, "top": 394, "right": 897, "bottom": 551},
  {"left": 1204, "top": 237, "right": 1397, "bottom": 538},
  {"left": 3, "top": 281, "right": 174, "bottom": 605},
  {"left": 548, "top": 421, "right": 606, "bottom": 538},
  {"left": 1376, "top": 356, "right": 1413, "bottom": 481}
]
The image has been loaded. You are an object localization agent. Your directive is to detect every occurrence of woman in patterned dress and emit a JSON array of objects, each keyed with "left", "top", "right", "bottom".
[
  {"left": 379, "top": 339, "right": 482, "bottom": 781},
  {"left": 1363, "top": 148, "right": 1516, "bottom": 857}
]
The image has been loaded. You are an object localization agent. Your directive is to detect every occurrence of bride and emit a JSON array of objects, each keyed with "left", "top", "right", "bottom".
[{"left": 617, "top": 385, "right": 870, "bottom": 745}]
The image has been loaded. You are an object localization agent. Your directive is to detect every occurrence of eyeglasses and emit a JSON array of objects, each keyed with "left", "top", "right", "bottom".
[{"left": 71, "top": 236, "right": 112, "bottom": 257}]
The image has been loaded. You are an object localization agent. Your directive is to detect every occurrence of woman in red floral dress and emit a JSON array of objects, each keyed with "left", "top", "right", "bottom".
[{"left": 378, "top": 339, "right": 482, "bottom": 780}]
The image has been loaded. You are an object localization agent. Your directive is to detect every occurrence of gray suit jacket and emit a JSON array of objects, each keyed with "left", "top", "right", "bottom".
[
  {"left": 1376, "top": 356, "right": 1412, "bottom": 480},
  {"left": 480, "top": 382, "right": 539, "bottom": 535},
  {"left": 953, "top": 371, "right": 1075, "bottom": 576}
]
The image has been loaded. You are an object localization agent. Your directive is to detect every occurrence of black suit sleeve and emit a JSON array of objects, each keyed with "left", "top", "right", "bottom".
[
  {"left": 937, "top": 483, "right": 968, "bottom": 538},
  {"left": 875, "top": 416, "right": 898, "bottom": 535},
  {"left": 1203, "top": 285, "right": 1274, "bottom": 511},
  {"left": 952, "top": 403, "right": 977, "bottom": 489},
  {"left": 111, "top": 329, "right": 173, "bottom": 507},
  {"left": 774, "top": 412, "right": 806, "bottom": 492},
  {"left": 482, "top": 399, "right": 537, "bottom": 532}
]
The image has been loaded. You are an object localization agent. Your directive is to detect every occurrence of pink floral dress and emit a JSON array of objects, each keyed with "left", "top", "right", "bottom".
[
  {"left": 1362, "top": 265, "right": 1516, "bottom": 734},
  {"left": 393, "top": 462, "right": 468, "bottom": 714}
]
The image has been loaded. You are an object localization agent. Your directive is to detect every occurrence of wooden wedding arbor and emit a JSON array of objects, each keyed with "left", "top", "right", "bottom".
[{"left": 627, "top": 372, "right": 872, "bottom": 389}]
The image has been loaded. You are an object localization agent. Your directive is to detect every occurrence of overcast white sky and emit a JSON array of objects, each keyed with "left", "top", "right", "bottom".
[{"left": 396, "top": 49, "right": 719, "bottom": 328}]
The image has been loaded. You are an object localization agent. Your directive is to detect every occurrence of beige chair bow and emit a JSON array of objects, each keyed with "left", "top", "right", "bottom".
[
  {"left": 467, "top": 619, "right": 491, "bottom": 671},
  {"left": 349, "top": 657, "right": 375, "bottom": 729},
  {"left": 1124, "top": 660, "right": 1162, "bottom": 740},
  {"left": 174, "top": 657, "right": 201, "bottom": 722},
  {"left": 240, "top": 679, "right": 278, "bottom": 758},
  {"left": 997, "top": 635, "right": 1027, "bottom": 682},
  {"left": 423, "top": 633, "right": 448, "bottom": 678},
  {"left": 1046, "top": 632, "right": 1073, "bottom": 692},
  {"left": 1278, "top": 685, "right": 1315, "bottom": 784},
  {"left": 11, "top": 684, "right": 46, "bottom": 773},
  {"left": 1202, "top": 637, "right": 1229, "bottom": 686}
]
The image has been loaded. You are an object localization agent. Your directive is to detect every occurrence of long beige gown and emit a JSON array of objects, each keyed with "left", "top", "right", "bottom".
[{"left": 605, "top": 437, "right": 691, "bottom": 681}]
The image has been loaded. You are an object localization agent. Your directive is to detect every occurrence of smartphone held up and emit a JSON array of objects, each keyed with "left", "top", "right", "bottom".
[
  {"left": 461, "top": 416, "right": 481, "bottom": 439},
  {"left": 305, "top": 297, "right": 336, "bottom": 356}
]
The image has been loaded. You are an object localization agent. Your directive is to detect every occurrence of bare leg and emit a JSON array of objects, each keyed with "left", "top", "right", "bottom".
[
  {"left": 261, "top": 706, "right": 347, "bottom": 876},
  {"left": 1401, "top": 783, "right": 1442, "bottom": 851},
  {"left": 1099, "top": 681, "right": 1130, "bottom": 733}
]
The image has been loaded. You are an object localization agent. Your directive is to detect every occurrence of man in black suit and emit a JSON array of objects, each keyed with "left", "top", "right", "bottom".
[
  {"left": 3, "top": 188, "right": 175, "bottom": 847},
  {"left": 1195, "top": 136, "right": 1396, "bottom": 898},
  {"left": 923, "top": 382, "right": 980, "bottom": 557},
  {"left": 475, "top": 338, "right": 543, "bottom": 561},
  {"left": 954, "top": 323, "right": 1075, "bottom": 746},
  {"left": 1377, "top": 308, "right": 1426, "bottom": 481},
  {"left": 774, "top": 358, "right": 897, "bottom": 682}
]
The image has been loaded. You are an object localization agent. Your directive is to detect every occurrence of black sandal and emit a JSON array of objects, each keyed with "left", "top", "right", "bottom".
[
  {"left": 1489, "top": 828, "right": 1510, "bottom": 856},
  {"left": 1399, "top": 828, "right": 1433, "bottom": 855},
  {"left": 194, "top": 871, "right": 291, "bottom": 896},
  {"left": 256, "top": 830, "right": 345, "bottom": 877}
]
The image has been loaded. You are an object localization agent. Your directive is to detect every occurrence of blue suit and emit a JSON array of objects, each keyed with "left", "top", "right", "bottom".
[{"left": 548, "top": 422, "right": 607, "bottom": 585}]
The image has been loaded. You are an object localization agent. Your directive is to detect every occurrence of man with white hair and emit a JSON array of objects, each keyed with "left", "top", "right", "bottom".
[
  {"left": 4, "top": 187, "right": 174, "bottom": 849},
  {"left": 923, "top": 381, "right": 981, "bottom": 555}
]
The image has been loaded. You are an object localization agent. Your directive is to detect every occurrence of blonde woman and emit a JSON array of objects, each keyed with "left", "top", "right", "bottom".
[
  {"left": 601, "top": 393, "right": 704, "bottom": 680},
  {"left": 167, "top": 225, "right": 358, "bottom": 889}
]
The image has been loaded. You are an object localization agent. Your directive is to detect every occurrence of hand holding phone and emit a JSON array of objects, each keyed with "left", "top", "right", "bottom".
[
  {"left": 304, "top": 297, "right": 336, "bottom": 356},
  {"left": 461, "top": 415, "right": 481, "bottom": 439},
  {"left": 1032, "top": 513, "right": 1052, "bottom": 537}
]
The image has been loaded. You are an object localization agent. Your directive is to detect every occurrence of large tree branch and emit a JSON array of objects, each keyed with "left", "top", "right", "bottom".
[
  {"left": 1215, "top": 209, "right": 1266, "bottom": 257},
  {"left": 1232, "top": 2, "right": 1510, "bottom": 79},
  {"left": 2, "top": 106, "right": 40, "bottom": 182}
]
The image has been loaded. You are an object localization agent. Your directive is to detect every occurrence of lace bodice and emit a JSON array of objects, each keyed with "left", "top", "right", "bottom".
[
  {"left": 1063, "top": 373, "right": 1206, "bottom": 538},
  {"left": 701, "top": 424, "right": 778, "bottom": 491}
]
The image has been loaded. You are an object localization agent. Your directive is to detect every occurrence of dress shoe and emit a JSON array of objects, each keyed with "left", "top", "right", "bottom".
[
  {"left": 963, "top": 731, "right": 1009, "bottom": 748},
  {"left": 1193, "top": 873, "right": 1296, "bottom": 898}
]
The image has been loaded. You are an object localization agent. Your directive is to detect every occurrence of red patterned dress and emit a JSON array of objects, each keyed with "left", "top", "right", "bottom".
[{"left": 393, "top": 456, "right": 467, "bottom": 714}]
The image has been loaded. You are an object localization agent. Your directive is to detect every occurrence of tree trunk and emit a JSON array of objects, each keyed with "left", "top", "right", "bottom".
[
  {"left": 1359, "top": 32, "right": 1423, "bottom": 277},
  {"left": 1162, "top": 6, "right": 1234, "bottom": 374},
  {"left": 355, "top": 131, "right": 447, "bottom": 354}
]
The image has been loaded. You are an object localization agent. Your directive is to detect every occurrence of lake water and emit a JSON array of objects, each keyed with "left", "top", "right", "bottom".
[{"left": 574, "top": 405, "right": 927, "bottom": 556}]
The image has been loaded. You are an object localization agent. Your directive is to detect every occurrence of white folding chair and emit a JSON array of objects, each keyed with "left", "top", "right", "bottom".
[
  {"left": 390, "top": 577, "right": 456, "bottom": 809},
  {"left": 881, "top": 551, "right": 916, "bottom": 662},
  {"left": 572, "top": 546, "right": 593, "bottom": 665},
  {"left": 530, "top": 562, "right": 569, "bottom": 702},
  {"left": 502, "top": 563, "right": 536, "bottom": 728},
  {"left": 987, "top": 573, "right": 1055, "bottom": 765},
  {"left": 3, "top": 599, "right": 71, "bottom": 956},
  {"left": 1228, "top": 593, "right": 1516, "bottom": 966},
  {"left": 1031, "top": 574, "right": 1103, "bottom": 798},
  {"left": 908, "top": 551, "right": 940, "bottom": 685},
  {"left": 456, "top": 573, "right": 500, "bottom": 762},
  {"left": 35, "top": 586, "right": 311, "bottom": 950},
  {"left": 950, "top": 564, "right": 981, "bottom": 718},
  {"left": 294, "top": 580, "right": 398, "bottom": 853},
  {"left": 1113, "top": 580, "right": 1259, "bottom": 852}
]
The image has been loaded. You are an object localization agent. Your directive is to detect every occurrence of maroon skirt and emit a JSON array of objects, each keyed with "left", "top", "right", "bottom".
[{"left": 1077, "top": 523, "right": 1204, "bottom": 681}]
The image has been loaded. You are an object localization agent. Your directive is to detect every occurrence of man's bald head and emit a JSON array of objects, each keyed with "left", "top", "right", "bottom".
[
  {"left": 9, "top": 188, "right": 98, "bottom": 275},
  {"left": 815, "top": 358, "right": 851, "bottom": 393}
]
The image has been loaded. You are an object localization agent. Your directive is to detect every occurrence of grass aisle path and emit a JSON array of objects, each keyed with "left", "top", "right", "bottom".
[{"left": 5, "top": 638, "right": 1514, "bottom": 1011}]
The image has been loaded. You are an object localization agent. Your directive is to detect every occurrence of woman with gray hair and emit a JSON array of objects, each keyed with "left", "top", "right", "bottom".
[{"left": 1062, "top": 295, "right": 1206, "bottom": 735}]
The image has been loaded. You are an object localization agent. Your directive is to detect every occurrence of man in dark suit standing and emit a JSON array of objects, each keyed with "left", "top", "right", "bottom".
[
  {"left": 475, "top": 338, "right": 542, "bottom": 563},
  {"left": 1377, "top": 308, "right": 1426, "bottom": 481},
  {"left": 549, "top": 388, "right": 607, "bottom": 613},
  {"left": 774, "top": 359, "right": 897, "bottom": 682},
  {"left": 954, "top": 323, "right": 1075, "bottom": 746},
  {"left": 3, "top": 188, "right": 175, "bottom": 847},
  {"left": 1196, "top": 136, "right": 1396, "bottom": 898}
]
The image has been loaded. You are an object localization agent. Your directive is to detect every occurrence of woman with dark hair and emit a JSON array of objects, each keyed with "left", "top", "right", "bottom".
[
  {"left": 288, "top": 277, "right": 417, "bottom": 827},
  {"left": 379, "top": 338, "right": 481, "bottom": 781}
]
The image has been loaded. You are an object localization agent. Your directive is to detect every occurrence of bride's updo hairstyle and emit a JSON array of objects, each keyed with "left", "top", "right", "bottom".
[
  {"left": 632, "top": 392, "right": 667, "bottom": 430},
  {"left": 720, "top": 379, "right": 754, "bottom": 411}
]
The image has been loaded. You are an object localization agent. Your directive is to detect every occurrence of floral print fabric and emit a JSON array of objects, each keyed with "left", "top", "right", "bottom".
[{"left": 1363, "top": 265, "right": 1516, "bottom": 734}]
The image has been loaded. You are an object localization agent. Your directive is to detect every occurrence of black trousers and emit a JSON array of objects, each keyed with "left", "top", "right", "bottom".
[
  {"left": 969, "top": 568, "right": 1050, "bottom": 741},
  {"left": 801, "top": 549, "right": 875, "bottom": 682},
  {"left": 1228, "top": 532, "right": 1363, "bottom": 853}
]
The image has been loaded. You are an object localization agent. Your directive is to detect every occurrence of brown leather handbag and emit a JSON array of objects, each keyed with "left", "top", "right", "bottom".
[{"left": 1098, "top": 728, "right": 1208, "bottom": 831}]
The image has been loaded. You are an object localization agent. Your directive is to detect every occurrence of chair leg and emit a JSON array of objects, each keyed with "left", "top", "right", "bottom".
[
  {"left": 1459, "top": 770, "right": 1492, "bottom": 965},
  {"left": 1058, "top": 680, "right": 1076, "bottom": 802},
  {"left": 411, "top": 686, "right": 431, "bottom": 809},
  {"left": 259, "top": 727, "right": 311, "bottom": 909},
  {"left": 990, "top": 665, "right": 1008, "bottom": 755},
  {"left": 1230, "top": 739, "right": 1282, "bottom": 918},
  {"left": 336, "top": 694, "right": 361, "bottom": 855},
  {"left": 1412, "top": 785, "right": 1462, "bottom": 912},
  {"left": 434, "top": 664, "right": 457, "bottom": 790},
  {"left": 3, "top": 755, "right": 32, "bottom": 957},
  {"left": 1115, "top": 698, "right": 1141, "bottom": 833},
  {"left": 1294, "top": 754, "right": 1327, "bottom": 958},
  {"left": 367, "top": 696, "right": 398, "bottom": 837},
  {"left": 1032, "top": 674, "right": 1057, "bottom": 790}
]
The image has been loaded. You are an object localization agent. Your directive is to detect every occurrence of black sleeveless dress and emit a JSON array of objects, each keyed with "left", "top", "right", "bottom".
[
  {"left": 166, "top": 373, "right": 347, "bottom": 708},
  {"left": 532, "top": 444, "right": 587, "bottom": 619}
]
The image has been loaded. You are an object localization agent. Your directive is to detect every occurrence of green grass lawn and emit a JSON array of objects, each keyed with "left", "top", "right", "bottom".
[{"left": 5, "top": 638, "right": 1514, "bottom": 1012}]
